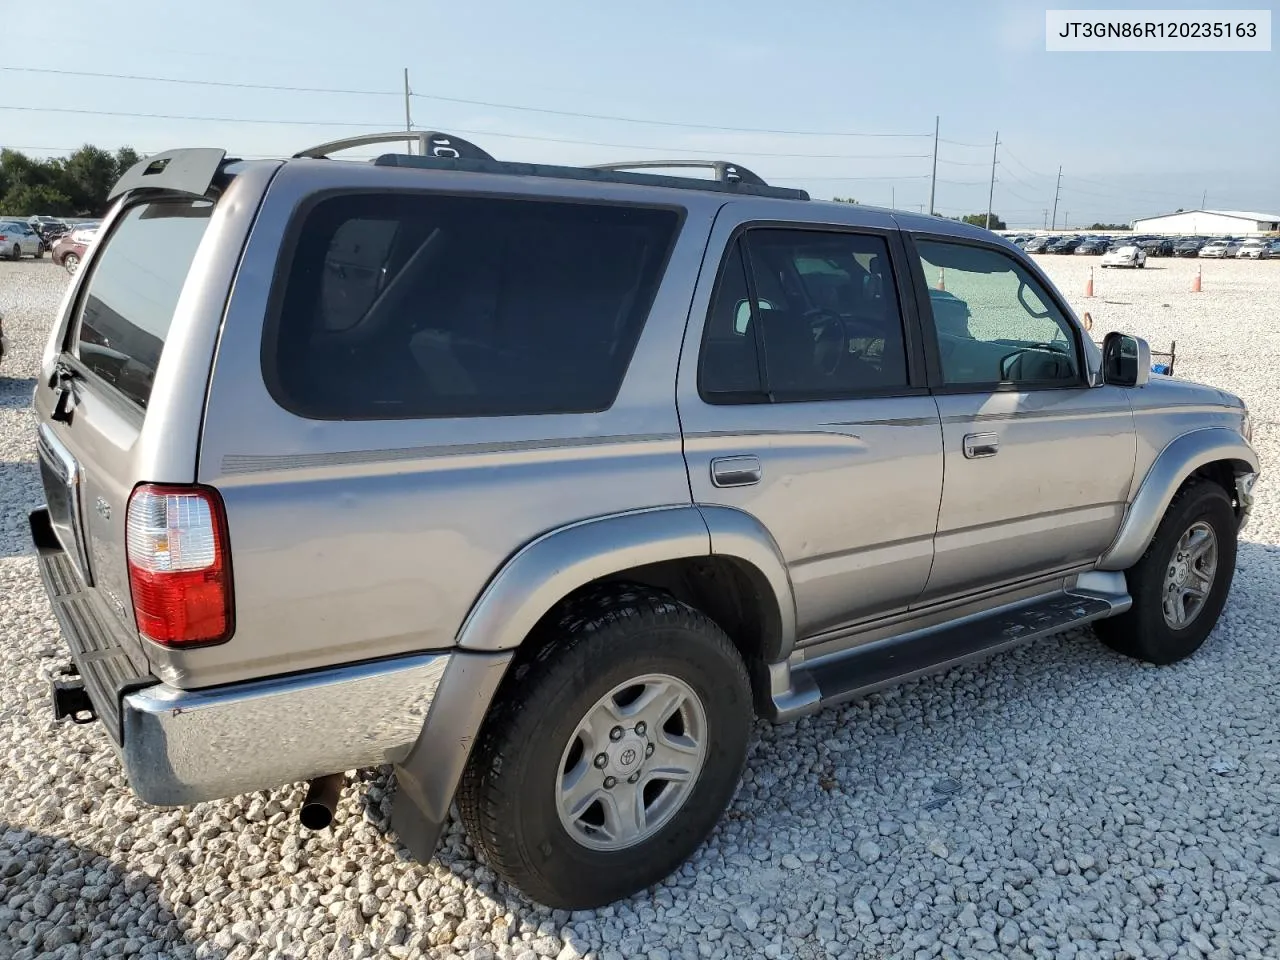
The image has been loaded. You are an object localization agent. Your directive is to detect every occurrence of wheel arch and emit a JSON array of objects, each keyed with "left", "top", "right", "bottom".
[
  {"left": 1098, "top": 427, "right": 1258, "bottom": 571},
  {"left": 454, "top": 504, "right": 797, "bottom": 668}
]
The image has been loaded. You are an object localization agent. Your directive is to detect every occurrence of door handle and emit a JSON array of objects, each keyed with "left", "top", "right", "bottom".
[
  {"left": 963, "top": 432, "right": 1000, "bottom": 459},
  {"left": 711, "top": 456, "right": 762, "bottom": 488}
]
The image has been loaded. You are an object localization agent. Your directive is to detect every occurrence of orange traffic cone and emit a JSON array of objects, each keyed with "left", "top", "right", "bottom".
[
  {"left": 937, "top": 267, "right": 945, "bottom": 291},
  {"left": 1191, "top": 265, "right": 1202, "bottom": 293},
  {"left": 1085, "top": 267, "right": 1094, "bottom": 298}
]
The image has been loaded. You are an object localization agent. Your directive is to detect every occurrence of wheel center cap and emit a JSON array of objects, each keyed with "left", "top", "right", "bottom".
[
  {"left": 607, "top": 735, "right": 646, "bottom": 775},
  {"left": 1173, "top": 562, "right": 1189, "bottom": 585}
]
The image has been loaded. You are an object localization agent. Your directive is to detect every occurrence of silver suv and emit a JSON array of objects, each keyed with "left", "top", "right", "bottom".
[{"left": 33, "top": 132, "right": 1258, "bottom": 909}]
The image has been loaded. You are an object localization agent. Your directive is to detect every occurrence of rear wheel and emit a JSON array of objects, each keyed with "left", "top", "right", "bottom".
[
  {"left": 63, "top": 253, "right": 80, "bottom": 275},
  {"left": 1095, "top": 480, "right": 1237, "bottom": 665},
  {"left": 10, "top": 244, "right": 20, "bottom": 260},
  {"left": 457, "top": 584, "right": 753, "bottom": 909}
]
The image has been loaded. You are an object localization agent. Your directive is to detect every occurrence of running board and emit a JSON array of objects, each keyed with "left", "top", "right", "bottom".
[{"left": 771, "top": 589, "right": 1128, "bottom": 722}]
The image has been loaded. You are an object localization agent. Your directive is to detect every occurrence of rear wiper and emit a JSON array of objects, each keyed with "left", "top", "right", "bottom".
[{"left": 49, "top": 359, "right": 83, "bottom": 424}]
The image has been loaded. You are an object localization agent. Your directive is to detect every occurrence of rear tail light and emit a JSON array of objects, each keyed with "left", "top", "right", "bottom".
[{"left": 126, "top": 484, "right": 233, "bottom": 647}]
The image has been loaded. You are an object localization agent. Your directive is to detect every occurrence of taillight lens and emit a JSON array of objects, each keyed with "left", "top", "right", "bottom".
[{"left": 126, "top": 484, "right": 233, "bottom": 646}]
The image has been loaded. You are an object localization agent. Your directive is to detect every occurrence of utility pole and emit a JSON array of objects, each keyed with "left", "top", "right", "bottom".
[
  {"left": 404, "top": 68, "right": 413, "bottom": 153},
  {"left": 917, "top": 203, "right": 926, "bottom": 213},
  {"left": 1043, "top": 209, "right": 1048, "bottom": 230},
  {"left": 1064, "top": 211, "right": 1070, "bottom": 229},
  {"left": 928, "top": 116, "right": 939, "bottom": 216},
  {"left": 1050, "top": 165, "right": 1063, "bottom": 230},
  {"left": 985, "top": 130, "right": 999, "bottom": 230},
  {"left": 1201, "top": 189, "right": 1207, "bottom": 208},
  {"left": 891, "top": 186, "right": 895, "bottom": 209}
]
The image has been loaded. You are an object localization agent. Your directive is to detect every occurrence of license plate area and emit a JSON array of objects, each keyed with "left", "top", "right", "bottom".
[{"left": 37, "top": 424, "right": 94, "bottom": 586}]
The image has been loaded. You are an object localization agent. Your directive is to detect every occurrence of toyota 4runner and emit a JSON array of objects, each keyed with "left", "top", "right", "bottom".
[{"left": 32, "top": 132, "right": 1258, "bottom": 908}]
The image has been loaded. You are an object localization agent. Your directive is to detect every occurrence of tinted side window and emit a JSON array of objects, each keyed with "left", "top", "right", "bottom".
[
  {"left": 745, "top": 229, "right": 909, "bottom": 399},
  {"left": 72, "top": 200, "right": 214, "bottom": 409},
  {"left": 268, "top": 194, "right": 679, "bottom": 419},
  {"left": 699, "top": 241, "right": 764, "bottom": 399},
  {"left": 916, "top": 240, "right": 1079, "bottom": 387}
]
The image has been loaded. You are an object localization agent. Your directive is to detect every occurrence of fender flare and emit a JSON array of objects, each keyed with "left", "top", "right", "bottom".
[
  {"left": 1097, "top": 427, "right": 1258, "bottom": 571},
  {"left": 455, "top": 504, "right": 797, "bottom": 658}
]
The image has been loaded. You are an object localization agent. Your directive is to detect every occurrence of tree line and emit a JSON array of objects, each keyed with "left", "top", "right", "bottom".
[{"left": 0, "top": 145, "right": 141, "bottom": 218}]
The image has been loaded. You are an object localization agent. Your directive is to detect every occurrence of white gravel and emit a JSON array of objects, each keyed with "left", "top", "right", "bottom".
[{"left": 2, "top": 253, "right": 1280, "bottom": 960}]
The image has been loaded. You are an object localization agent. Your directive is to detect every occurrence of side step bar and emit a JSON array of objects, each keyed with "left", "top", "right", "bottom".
[{"left": 771, "top": 588, "right": 1129, "bottom": 722}]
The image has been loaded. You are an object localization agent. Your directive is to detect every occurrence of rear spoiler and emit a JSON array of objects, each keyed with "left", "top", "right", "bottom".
[{"left": 108, "top": 149, "right": 227, "bottom": 203}]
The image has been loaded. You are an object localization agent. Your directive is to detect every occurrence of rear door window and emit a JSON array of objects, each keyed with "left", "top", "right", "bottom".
[
  {"left": 72, "top": 200, "right": 214, "bottom": 408},
  {"left": 266, "top": 193, "right": 680, "bottom": 419}
]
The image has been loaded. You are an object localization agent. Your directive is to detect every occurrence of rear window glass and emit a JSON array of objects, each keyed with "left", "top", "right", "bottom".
[
  {"left": 266, "top": 193, "right": 680, "bottom": 419},
  {"left": 72, "top": 200, "right": 213, "bottom": 409}
]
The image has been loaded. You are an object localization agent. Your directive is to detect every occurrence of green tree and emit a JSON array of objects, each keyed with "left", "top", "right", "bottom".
[
  {"left": 960, "top": 213, "right": 1007, "bottom": 230},
  {"left": 0, "top": 144, "right": 144, "bottom": 216}
]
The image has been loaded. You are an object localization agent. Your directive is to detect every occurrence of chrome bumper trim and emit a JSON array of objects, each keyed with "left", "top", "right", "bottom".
[{"left": 122, "top": 652, "right": 457, "bottom": 805}]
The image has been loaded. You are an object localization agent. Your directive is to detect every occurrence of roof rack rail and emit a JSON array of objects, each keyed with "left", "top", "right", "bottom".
[
  {"left": 589, "top": 160, "right": 770, "bottom": 188},
  {"left": 294, "top": 130, "right": 494, "bottom": 161}
]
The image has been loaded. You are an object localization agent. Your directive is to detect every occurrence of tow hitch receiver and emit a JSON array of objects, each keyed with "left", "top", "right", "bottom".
[{"left": 51, "top": 671, "right": 97, "bottom": 724}]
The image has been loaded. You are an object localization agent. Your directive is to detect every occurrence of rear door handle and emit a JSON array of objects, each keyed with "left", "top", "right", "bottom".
[
  {"left": 963, "top": 432, "right": 1000, "bottom": 458},
  {"left": 711, "top": 456, "right": 762, "bottom": 487}
]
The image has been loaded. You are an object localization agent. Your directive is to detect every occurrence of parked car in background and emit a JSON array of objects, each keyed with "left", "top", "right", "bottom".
[
  {"left": 1235, "top": 239, "right": 1271, "bottom": 260},
  {"left": 1199, "top": 239, "right": 1239, "bottom": 258},
  {"left": 1023, "top": 236, "right": 1054, "bottom": 253},
  {"left": 1048, "top": 236, "right": 1083, "bottom": 254},
  {"left": 1074, "top": 237, "right": 1111, "bottom": 255},
  {"left": 51, "top": 234, "right": 90, "bottom": 274},
  {"left": 1174, "top": 237, "right": 1207, "bottom": 257},
  {"left": 1137, "top": 238, "right": 1175, "bottom": 257},
  {"left": 1101, "top": 242, "right": 1148, "bottom": 268},
  {"left": 0, "top": 219, "right": 44, "bottom": 259},
  {"left": 28, "top": 216, "right": 70, "bottom": 253}
]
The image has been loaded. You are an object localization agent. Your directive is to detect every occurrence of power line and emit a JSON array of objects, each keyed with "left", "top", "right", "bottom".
[
  {"left": 0, "top": 103, "right": 389, "bottom": 127},
  {"left": 938, "top": 137, "right": 989, "bottom": 148},
  {"left": 0, "top": 65, "right": 933, "bottom": 138},
  {"left": 0, "top": 65, "right": 398, "bottom": 98}
]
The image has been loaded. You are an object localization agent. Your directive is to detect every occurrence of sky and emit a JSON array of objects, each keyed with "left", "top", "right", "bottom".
[{"left": 3, "top": 0, "right": 1277, "bottom": 228}]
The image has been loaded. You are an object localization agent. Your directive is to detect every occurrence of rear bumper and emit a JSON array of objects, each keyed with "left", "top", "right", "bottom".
[
  {"left": 32, "top": 507, "right": 509, "bottom": 811},
  {"left": 122, "top": 652, "right": 455, "bottom": 805}
]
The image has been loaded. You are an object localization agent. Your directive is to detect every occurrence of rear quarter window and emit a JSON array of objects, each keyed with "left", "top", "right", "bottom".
[
  {"left": 71, "top": 200, "right": 214, "bottom": 409},
  {"left": 264, "top": 192, "right": 680, "bottom": 419}
]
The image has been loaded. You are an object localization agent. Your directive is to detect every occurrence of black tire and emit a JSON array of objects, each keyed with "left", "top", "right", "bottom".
[
  {"left": 457, "top": 584, "right": 753, "bottom": 909},
  {"left": 10, "top": 244, "right": 20, "bottom": 261},
  {"left": 63, "top": 253, "right": 80, "bottom": 276},
  {"left": 1095, "top": 480, "right": 1237, "bottom": 665}
]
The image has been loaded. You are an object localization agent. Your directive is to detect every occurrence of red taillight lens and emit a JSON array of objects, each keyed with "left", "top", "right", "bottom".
[{"left": 126, "top": 484, "right": 233, "bottom": 647}]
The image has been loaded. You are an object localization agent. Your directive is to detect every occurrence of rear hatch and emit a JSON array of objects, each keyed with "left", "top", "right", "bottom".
[
  {"left": 36, "top": 199, "right": 217, "bottom": 665},
  {"left": 33, "top": 153, "right": 276, "bottom": 689}
]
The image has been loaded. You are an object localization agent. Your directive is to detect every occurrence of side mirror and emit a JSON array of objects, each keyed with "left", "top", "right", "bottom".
[{"left": 1102, "top": 331, "right": 1151, "bottom": 387}]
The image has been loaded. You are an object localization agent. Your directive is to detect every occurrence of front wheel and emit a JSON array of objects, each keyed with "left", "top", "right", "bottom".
[
  {"left": 457, "top": 585, "right": 753, "bottom": 909},
  {"left": 1095, "top": 480, "right": 1237, "bottom": 665}
]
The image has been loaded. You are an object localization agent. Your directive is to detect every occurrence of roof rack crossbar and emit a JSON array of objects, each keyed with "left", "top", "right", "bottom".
[
  {"left": 294, "top": 130, "right": 495, "bottom": 161},
  {"left": 588, "top": 159, "right": 770, "bottom": 187}
]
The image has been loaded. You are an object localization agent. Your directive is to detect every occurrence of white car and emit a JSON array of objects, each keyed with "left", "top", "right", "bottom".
[
  {"left": 1235, "top": 239, "right": 1271, "bottom": 260},
  {"left": 1199, "top": 239, "right": 1240, "bottom": 258},
  {"left": 1100, "top": 243, "right": 1147, "bottom": 268}
]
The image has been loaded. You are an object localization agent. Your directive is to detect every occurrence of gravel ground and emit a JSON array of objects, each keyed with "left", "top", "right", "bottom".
[{"left": 2, "top": 252, "right": 1279, "bottom": 960}]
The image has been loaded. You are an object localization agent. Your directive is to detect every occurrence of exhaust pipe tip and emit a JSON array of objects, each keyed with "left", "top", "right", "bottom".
[{"left": 299, "top": 773, "right": 344, "bottom": 830}]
